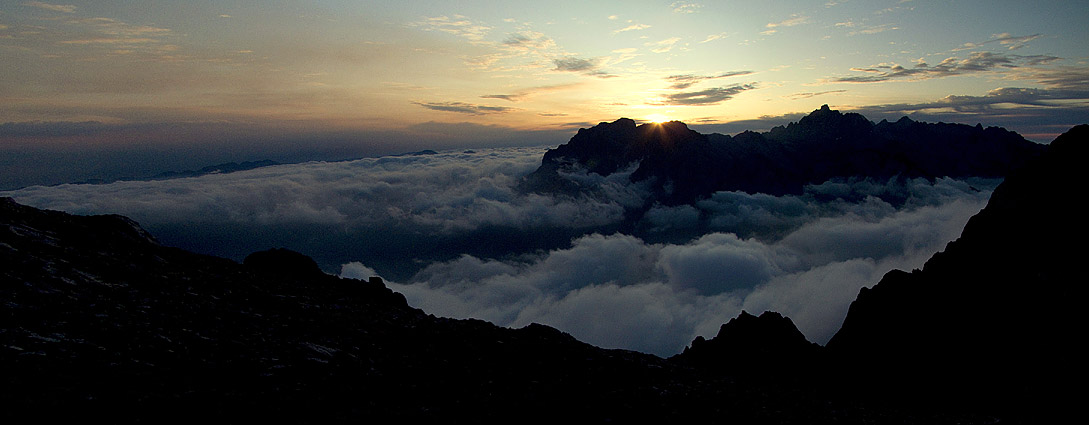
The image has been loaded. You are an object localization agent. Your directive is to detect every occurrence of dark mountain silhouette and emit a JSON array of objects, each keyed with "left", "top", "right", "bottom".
[
  {"left": 671, "top": 311, "right": 823, "bottom": 379},
  {"left": 670, "top": 124, "right": 1087, "bottom": 421},
  {"left": 71, "top": 160, "right": 281, "bottom": 185},
  {"left": 0, "top": 197, "right": 677, "bottom": 422},
  {"left": 150, "top": 159, "right": 281, "bottom": 180},
  {"left": 521, "top": 105, "right": 1045, "bottom": 206},
  {"left": 824, "top": 124, "right": 1089, "bottom": 420}
]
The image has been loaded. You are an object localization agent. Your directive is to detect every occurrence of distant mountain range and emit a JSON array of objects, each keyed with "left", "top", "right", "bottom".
[
  {"left": 3, "top": 113, "right": 1085, "bottom": 422},
  {"left": 71, "top": 160, "right": 281, "bottom": 185},
  {"left": 521, "top": 105, "right": 1045, "bottom": 207}
]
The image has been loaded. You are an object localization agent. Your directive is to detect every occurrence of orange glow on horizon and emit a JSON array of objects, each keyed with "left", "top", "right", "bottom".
[{"left": 645, "top": 114, "right": 669, "bottom": 124}]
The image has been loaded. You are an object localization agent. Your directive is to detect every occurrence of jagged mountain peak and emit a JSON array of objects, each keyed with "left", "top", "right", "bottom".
[
  {"left": 671, "top": 310, "right": 821, "bottom": 375},
  {"left": 521, "top": 105, "right": 1046, "bottom": 206},
  {"left": 766, "top": 104, "right": 874, "bottom": 142}
]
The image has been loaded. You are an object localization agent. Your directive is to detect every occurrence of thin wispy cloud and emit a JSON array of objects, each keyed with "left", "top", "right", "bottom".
[
  {"left": 481, "top": 83, "right": 580, "bottom": 102},
  {"left": 646, "top": 37, "right": 682, "bottom": 53},
  {"left": 762, "top": 14, "right": 809, "bottom": 35},
  {"left": 411, "top": 15, "right": 492, "bottom": 43},
  {"left": 480, "top": 94, "right": 521, "bottom": 102},
  {"left": 661, "top": 83, "right": 757, "bottom": 105},
  {"left": 700, "top": 32, "right": 729, "bottom": 43},
  {"left": 836, "top": 22, "right": 899, "bottom": 36},
  {"left": 14, "top": 15, "right": 182, "bottom": 61},
  {"left": 551, "top": 57, "right": 616, "bottom": 78},
  {"left": 1013, "top": 66, "right": 1089, "bottom": 91},
  {"left": 671, "top": 2, "right": 702, "bottom": 14},
  {"left": 665, "top": 71, "right": 754, "bottom": 89},
  {"left": 501, "top": 30, "right": 556, "bottom": 53},
  {"left": 852, "top": 86, "right": 1089, "bottom": 113},
  {"left": 25, "top": 1, "right": 76, "bottom": 13},
  {"left": 992, "top": 33, "right": 1042, "bottom": 50},
  {"left": 604, "top": 47, "right": 641, "bottom": 67},
  {"left": 828, "top": 51, "right": 1061, "bottom": 83},
  {"left": 955, "top": 33, "right": 1043, "bottom": 51},
  {"left": 614, "top": 23, "right": 651, "bottom": 34},
  {"left": 412, "top": 101, "right": 516, "bottom": 115},
  {"left": 58, "top": 37, "right": 159, "bottom": 45},
  {"left": 788, "top": 90, "right": 847, "bottom": 100}
]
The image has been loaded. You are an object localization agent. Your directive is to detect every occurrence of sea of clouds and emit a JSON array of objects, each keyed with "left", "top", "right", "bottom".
[{"left": 4, "top": 146, "right": 998, "bottom": 356}]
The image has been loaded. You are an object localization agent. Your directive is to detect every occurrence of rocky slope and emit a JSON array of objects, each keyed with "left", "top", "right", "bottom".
[{"left": 824, "top": 124, "right": 1089, "bottom": 419}]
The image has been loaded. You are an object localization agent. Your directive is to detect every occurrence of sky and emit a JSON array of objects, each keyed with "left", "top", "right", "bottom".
[
  {"left": 2, "top": 1, "right": 1088, "bottom": 188},
  {"left": 0, "top": 1, "right": 1085, "bottom": 355}
]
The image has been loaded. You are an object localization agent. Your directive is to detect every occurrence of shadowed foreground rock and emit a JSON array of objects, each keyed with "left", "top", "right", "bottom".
[{"left": 826, "top": 124, "right": 1089, "bottom": 421}]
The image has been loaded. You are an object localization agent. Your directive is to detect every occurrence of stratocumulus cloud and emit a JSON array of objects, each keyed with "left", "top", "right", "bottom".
[
  {"left": 3, "top": 147, "right": 642, "bottom": 277},
  {"left": 384, "top": 190, "right": 989, "bottom": 355},
  {"left": 662, "top": 84, "right": 757, "bottom": 105},
  {"left": 2, "top": 147, "right": 996, "bottom": 356}
]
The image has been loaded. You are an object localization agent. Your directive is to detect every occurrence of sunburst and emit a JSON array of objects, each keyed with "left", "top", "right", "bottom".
[{"left": 645, "top": 113, "right": 670, "bottom": 124}]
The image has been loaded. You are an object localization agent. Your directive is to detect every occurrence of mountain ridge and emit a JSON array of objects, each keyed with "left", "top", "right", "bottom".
[{"left": 521, "top": 105, "right": 1045, "bottom": 207}]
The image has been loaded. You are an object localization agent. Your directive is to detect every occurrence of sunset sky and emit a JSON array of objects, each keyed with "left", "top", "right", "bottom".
[
  {"left": 2, "top": 1, "right": 1087, "bottom": 187},
  {"left": 3, "top": 0, "right": 1086, "bottom": 355}
]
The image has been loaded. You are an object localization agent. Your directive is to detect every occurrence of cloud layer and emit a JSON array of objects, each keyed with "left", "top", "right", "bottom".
[
  {"left": 3, "top": 147, "right": 996, "bottom": 356},
  {"left": 382, "top": 177, "right": 992, "bottom": 355}
]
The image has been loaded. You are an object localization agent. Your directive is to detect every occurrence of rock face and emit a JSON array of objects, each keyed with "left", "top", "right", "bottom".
[
  {"left": 243, "top": 247, "right": 326, "bottom": 280},
  {"left": 521, "top": 105, "right": 1045, "bottom": 206},
  {"left": 3, "top": 197, "right": 653, "bottom": 422},
  {"left": 825, "top": 124, "right": 1089, "bottom": 418}
]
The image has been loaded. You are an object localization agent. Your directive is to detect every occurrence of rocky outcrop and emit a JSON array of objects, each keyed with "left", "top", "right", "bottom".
[
  {"left": 825, "top": 124, "right": 1089, "bottom": 419},
  {"left": 244, "top": 247, "right": 327, "bottom": 279}
]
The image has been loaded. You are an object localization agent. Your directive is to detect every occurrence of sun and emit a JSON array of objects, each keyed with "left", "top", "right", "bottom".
[{"left": 645, "top": 113, "right": 670, "bottom": 124}]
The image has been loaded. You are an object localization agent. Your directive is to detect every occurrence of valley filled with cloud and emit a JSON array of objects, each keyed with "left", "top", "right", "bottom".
[{"left": 4, "top": 147, "right": 997, "bottom": 356}]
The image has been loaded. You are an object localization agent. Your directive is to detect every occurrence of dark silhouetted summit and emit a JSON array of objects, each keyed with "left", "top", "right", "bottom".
[
  {"left": 672, "top": 311, "right": 822, "bottom": 377},
  {"left": 521, "top": 105, "right": 1045, "bottom": 205}
]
